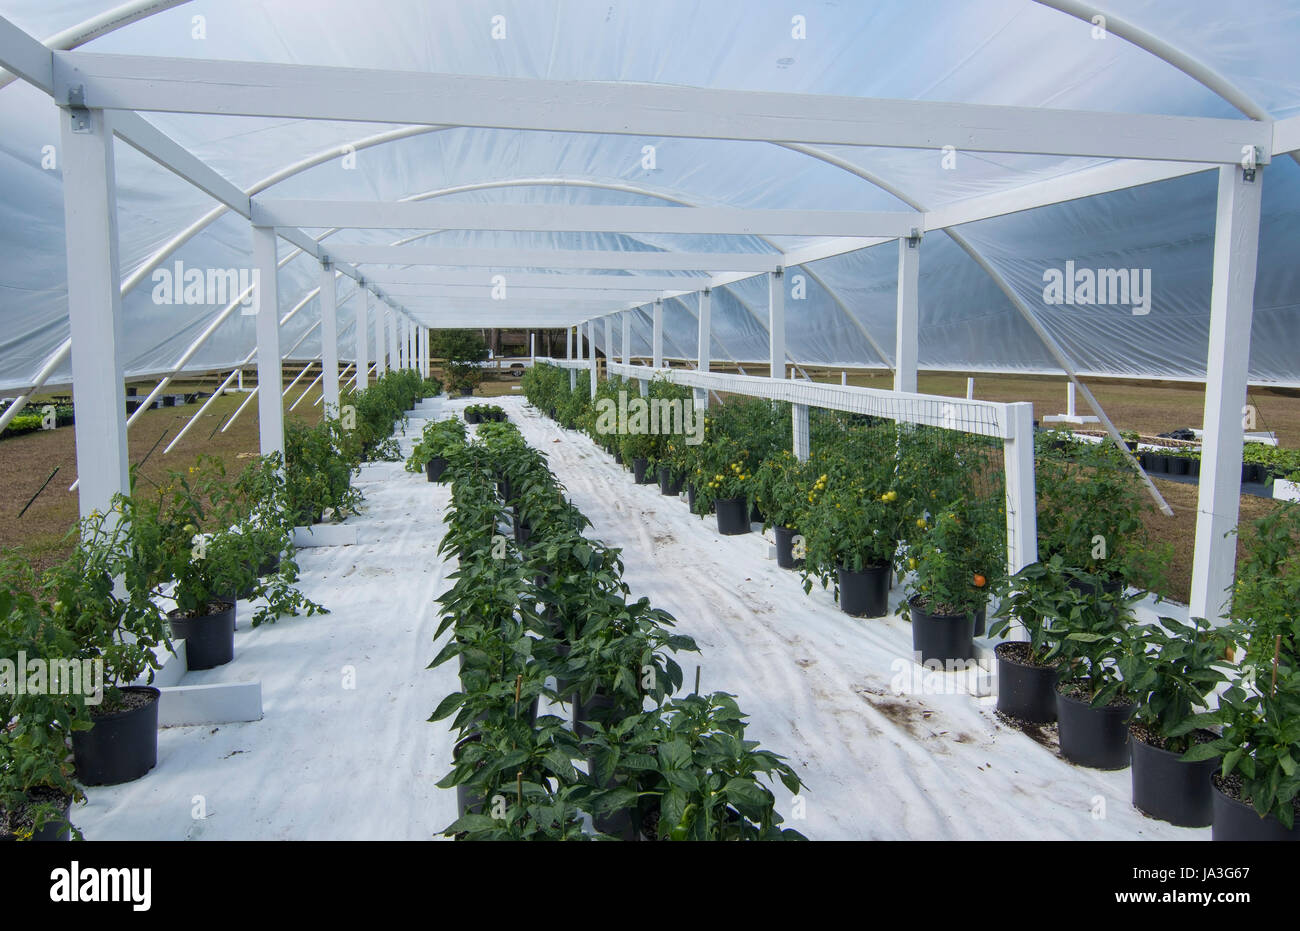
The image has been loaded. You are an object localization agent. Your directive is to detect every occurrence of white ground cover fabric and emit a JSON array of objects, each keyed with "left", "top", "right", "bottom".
[{"left": 75, "top": 395, "right": 1203, "bottom": 840}]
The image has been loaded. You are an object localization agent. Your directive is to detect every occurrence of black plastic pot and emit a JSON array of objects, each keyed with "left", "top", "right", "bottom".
[
  {"left": 1131, "top": 729, "right": 1216, "bottom": 827},
  {"left": 838, "top": 564, "right": 891, "bottom": 618},
  {"left": 686, "top": 483, "right": 696, "bottom": 509},
  {"left": 774, "top": 526, "right": 804, "bottom": 570},
  {"left": 573, "top": 689, "right": 626, "bottom": 739},
  {"left": 1168, "top": 456, "right": 1190, "bottom": 476},
  {"left": 459, "top": 387, "right": 473, "bottom": 397},
  {"left": 1187, "top": 458, "right": 1201, "bottom": 478},
  {"left": 973, "top": 604, "right": 987, "bottom": 637},
  {"left": 1068, "top": 575, "right": 1125, "bottom": 600},
  {"left": 909, "top": 596, "right": 976, "bottom": 663},
  {"left": 1055, "top": 687, "right": 1135, "bottom": 770},
  {"left": 994, "top": 642, "right": 1059, "bottom": 723},
  {"left": 658, "top": 467, "right": 683, "bottom": 496},
  {"left": 613, "top": 450, "right": 623, "bottom": 465},
  {"left": 464, "top": 410, "right": 482, "bottom": 424},
  {"left": 714, "top": 498, "right": 749, "bottom": 535},
  {"left": 632, "top": 457, "right": 652, "bottom": 484},
  {"left": 1211, "top": 779, "right": 1300, "bottom": 841},
  {"left": 513, "top": 512, "right": 533, "bottom": 546},
  {"left": 750, "top": 502, "right": 764, "bottom": 525},
  {"left": 426, "top": 456, "right": 449, "bottom": 482},
  {"left": 72, "top": 686, "right": 161, "bottom": 786},
  {"left": 1, "top": 792, "right": 72, "bottom": 842},
  {"left": 169, "top": 602, "right": 236, "bottom": 671},
  {"left": 1146, "top": 454, "right": 1168, "bottom": 474}
]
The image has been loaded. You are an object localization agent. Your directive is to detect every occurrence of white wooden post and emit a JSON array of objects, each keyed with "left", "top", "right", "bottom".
[
  {"left": 1190, "top": 164, "right": 1264, "bottom": 625},
  {"left": 769, "top": 268, "right": 785, "bottom": 380},
  {"left": 356, "top": 285, "right": 370, "bottom": 389},
  {"left": 319, "top": 261, "right": 339, "bottom": 413},
  {"left": 589, "top": 320, "right": 598, "bottom": 398},
  {"left": 60, "top": 106, "right": 129, "bottom": 517},
  {"left": 387, "top": 308, "right": 398, "bottom": 373},
  {"left": 566, "top": 325, "right": 574, "bottom": 359},
  {"left": 895, "top": 233, "right": 920, "bottom": 394},
  {"left": 695, "top": 289, "right": 710, "bottom": 409},
  {"left": 622, "top": 311, "right": 632, "bottom": 365},
  {"left": 252, "top": 224, "right": 284, "bottom": 456},
  {"left": 966, "top": 377, "right": 975, "bottom": 400},
  {"left": 652, "top": 298, "right": 664, "bottom": 370},
  {"left": 373, "top": 294, "right": 386, "bottom": 377},
  {"left": 1004, "top": 402, "right": 1038, "bottom": 574},
  {"left": 603, "top": 316, "right": 613, "bottom": 381}
]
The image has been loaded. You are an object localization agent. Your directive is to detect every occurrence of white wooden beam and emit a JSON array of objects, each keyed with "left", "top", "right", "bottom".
[
  {"left": 380, "top": 285, "right": 665, "bottom": 302},
  {"left": 361, "top": 269, "right": 703, "bottom": 290},
  {"left": 373, "top": 293, "right": 386, "bottom": 376},
  {"left": 894, "top": 234, "right": 920, "bottom": 393},
  {"left": 252, "top": 225, "right": 284, "bottom": 455},
  {"left": 326, "top": 244, "right": 781, "bottom": 271},
  {"left": 251, "top": 200, "right": 919, "bottom": 238},
  {"left": 61, "top": 107, "right": 129, "bottom": 518},
  {"left": 57, "top": 50, "right": 1271, "bottom": 163},
  {"left": 622, "top": 311, "right": 633, "bottom": 366},
  {"left": 1189, "top": 165, "right": 1264, "bottom": 624}
]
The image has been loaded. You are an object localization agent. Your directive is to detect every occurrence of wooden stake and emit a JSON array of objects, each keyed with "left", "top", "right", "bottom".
[
  {"left": 694, "top": 665, "right": 701, "bottom": 696},
  {"left": 1271, "top": 634, "right": 1282, "bottom": 697}
]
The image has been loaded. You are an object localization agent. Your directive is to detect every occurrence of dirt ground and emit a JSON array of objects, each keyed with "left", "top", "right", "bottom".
[
  {"left": 0, "top": 375, "right": 323, "bottom": 574},
  {"left": 2, "top": 365, "right": 1292, "bottom": 603}
]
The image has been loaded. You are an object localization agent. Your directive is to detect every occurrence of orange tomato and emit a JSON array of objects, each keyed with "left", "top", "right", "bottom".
[{"left": 973, "top": 574, "right": 987, "bottom": 588}]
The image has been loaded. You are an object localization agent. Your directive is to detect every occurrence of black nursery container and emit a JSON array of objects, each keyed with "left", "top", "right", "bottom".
[
  {"left": 714, "top": 498, "right": 749, "bottom": 535},
  {"left": 1131, "top": 730, "right": 1216, "bottom": 828},
  {"left": 169, "top": 602, "right": 236, "bottom": 671},
  {"left": 774, "top": 526, "right": 804, "bottom": 570},
  {"left": 1056, "top": 687, "right": 1135, "bottom": 770},
  {"left": 658, "top": 467, "right": 683, "bottom": 496},
  {"left": 909, "top": 596, "right": 975, "bottom": 663},
  {"left": 994, "top": 642, "right": 1059, "bottom": 723},
  {"left": 72, "top": 686, "right": 161, "bottom": 786},
  {"left": 838, "top": 564, "right": 891, "bottom": 618},
  {"left": 1211, "top": 779, "right": 1300, "bottom": 841},
  {"left": 632, "top": 457, "right": 651, "bottom": 484},
  {"left": 426, "top": 456, "right": 449, "bottom": 482}
]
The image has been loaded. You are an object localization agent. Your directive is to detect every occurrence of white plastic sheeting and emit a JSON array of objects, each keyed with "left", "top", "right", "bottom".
[{"left": 1, "top": 0, "right": 1299, "bottom": 390}]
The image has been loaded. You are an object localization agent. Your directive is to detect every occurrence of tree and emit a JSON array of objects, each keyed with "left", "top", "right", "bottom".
[
  {"left": 431, "top": 329, "right": 489, "bottom": 394},
  {"left": 430, "top": 329, "right": 488, "bottom": 364}
]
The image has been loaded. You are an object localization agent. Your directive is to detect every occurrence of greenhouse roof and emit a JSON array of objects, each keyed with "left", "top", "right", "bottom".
[{"left": 1, "top": 0, "right": 1299, "bottom": 390}]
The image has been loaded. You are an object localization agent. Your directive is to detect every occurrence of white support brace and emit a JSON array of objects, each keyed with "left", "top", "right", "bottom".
[
  {"left": 1189, "top": 164, "right": 1265, "bottom": 624},
  {"left": 622, "top": 312, "right": 632, "bottom": 366},
  {"left": 588, "top": 320, "right": 598, "bottom": 398},
  {"left": 60, "top": 106, "right": 129, "bottom": 518}
]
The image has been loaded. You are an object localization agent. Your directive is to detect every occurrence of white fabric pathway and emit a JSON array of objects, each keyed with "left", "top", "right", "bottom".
[{"left": 75, "top": 393, "right": 1203, "bottom": 840}]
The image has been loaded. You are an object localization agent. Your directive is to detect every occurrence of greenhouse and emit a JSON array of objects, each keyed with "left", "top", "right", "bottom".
[{"left": 0, "top": 0, "right": 1298, "bottom": 856}]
